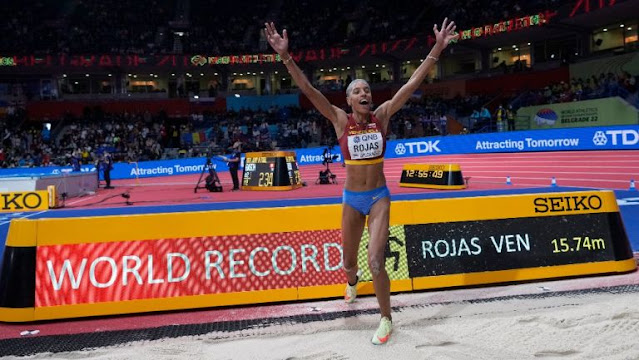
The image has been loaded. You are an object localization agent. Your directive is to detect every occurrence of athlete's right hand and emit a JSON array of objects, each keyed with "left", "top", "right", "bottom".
[{"left": 264, "top": 22, "right": 289, "bottom": 55}]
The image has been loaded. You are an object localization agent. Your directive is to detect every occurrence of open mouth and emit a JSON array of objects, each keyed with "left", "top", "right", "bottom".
[{"left": 359, "top": 99, "right": 369, "bottom": 105}]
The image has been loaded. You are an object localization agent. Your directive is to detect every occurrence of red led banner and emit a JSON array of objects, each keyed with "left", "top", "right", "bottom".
[
  {"left": 36, "top": 230, "right": 345, "bottom": 307},
  {"left": 0, "top": 11, "right": 558, "bottom": 69},
  {"left": 426, "top": 11, "right": 556, "bottom": 47},
  {"left": 570, "top": 0, "right": 617, "bottom": 17}
]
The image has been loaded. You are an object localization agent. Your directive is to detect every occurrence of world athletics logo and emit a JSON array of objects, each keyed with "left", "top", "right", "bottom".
[{"left": 534, "top": 108, "right": 558, "bottom": 126}]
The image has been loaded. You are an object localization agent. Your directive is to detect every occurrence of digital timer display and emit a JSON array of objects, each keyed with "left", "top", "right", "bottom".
[
  {"left": 242, "top": 151, "right": 302, "bottom": 190},
  {"left": 399, "top": 164, "right": 465, "bottom": 189}
]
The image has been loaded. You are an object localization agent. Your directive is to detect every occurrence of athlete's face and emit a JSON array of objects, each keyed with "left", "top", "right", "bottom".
[{"left": 347, "top": 82, "right": 372, "bottom": 113}]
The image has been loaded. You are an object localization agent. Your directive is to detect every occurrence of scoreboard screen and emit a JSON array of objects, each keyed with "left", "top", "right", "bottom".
[{"left": 242, "top": 151, "right": 302, "bottom": 190}]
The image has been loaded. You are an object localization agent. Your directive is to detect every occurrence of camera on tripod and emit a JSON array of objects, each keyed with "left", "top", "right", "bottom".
[
  {"left": 194, "top": 150, "right": 223, "bottom": 193},
  {"left": 317, "top": 147, "right": 338, "bottom": 185}
]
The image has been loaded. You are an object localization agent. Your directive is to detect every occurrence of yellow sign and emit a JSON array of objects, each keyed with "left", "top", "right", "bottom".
[{"left": 0, "top": 191, "right": 49, "bottom": 212}]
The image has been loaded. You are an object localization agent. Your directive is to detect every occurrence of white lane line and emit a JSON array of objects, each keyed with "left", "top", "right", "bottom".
[
  {"left": 0, "top": 210, "right": 49, "bottom": 226},
  {"left": 458, "top": 176, "right": 631, "bottom": 183}
]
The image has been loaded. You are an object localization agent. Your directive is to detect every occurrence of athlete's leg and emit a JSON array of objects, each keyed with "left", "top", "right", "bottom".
[
  {"left": 366, "top": 196, "right": 391, "bottom": 319},
  {"left": 367, "top": 195, "right": 392, "bottom": 344},
  {"left": 342, "top": 203, "right": 366, "bottom": 287}
]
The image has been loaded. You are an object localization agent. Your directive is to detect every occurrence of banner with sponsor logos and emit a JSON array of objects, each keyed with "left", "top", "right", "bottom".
[
  {"left": 384, "top": 125, "right": 639, "bottom": 159},
  {"left": 518, "top": 98, "right": 638, "bottom": 129},
  {"left": 109, "top": 157, "right": 230, "bottom": 180},
  {"left": 0, "top": 190, "right": 633, "bottom": 321},
  {"left": 0, "top": 157, "right": 232, "bottom": 181},
  {"left": 0, "top": 126, "right": 636, "bottom": 181},
  {"left": 296, "top": 125, "right": 639, "bottom": 163}
]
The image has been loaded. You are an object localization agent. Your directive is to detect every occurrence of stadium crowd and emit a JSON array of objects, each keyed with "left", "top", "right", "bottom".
[
  {"left": 513, "top": 72, "right": 638, "bottom": 108},
  {"left": 0, "top": 91, "right": 492, "bottom": 169},
  {"left": 1, "top": 0, "right": 561, "bottom": 55},
  {"left": 0, "top": 0, "right": 637, "bottom": 169}
]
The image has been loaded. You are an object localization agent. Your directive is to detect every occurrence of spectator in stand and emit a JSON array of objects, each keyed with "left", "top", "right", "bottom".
[
  {"left": 439, "top": 113, "right": 447, "bottom": 135},
  {"left": 495, "top": 104, "right": 505, "bottom": 132},
  {"left": 506, "top": 105, "right": 516, "bottom": 131},
  {"left": 71, "top": 150, "right": 82, "bottom": 172}
]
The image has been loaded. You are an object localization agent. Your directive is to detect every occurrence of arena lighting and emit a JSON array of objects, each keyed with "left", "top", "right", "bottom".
[
  {"left": 127, "top": 73, "right": 132, "bottom": 76},
  {"left": 376, "top": 64, "right": 379, "bottom": 67},
  {"left": 62, "top": 74, "right": 67, "bottom": 77},
  {"left": 133, "top": 75, "right": 137, "bottom": 78},
  {"left": 215, "top": 72, "right": 219, "bottom": 75},
  {"left": 320, "top": 68, "right": 324, "bottom": 71},
  {"left": 382, "top": 65, "right": 386, "bottom": 68},
  {"left": 274, "top": 71, "right": 278, "bottom": 74},
  {"left": 498, "top": 47, "right": 502, "bottom": 50},
  {"left": 194, "top": 95, "right": 199, "bottom": 99},
  {"left": 362, "top": 65, "right": 366, "bottom": 68},
  {"left": 628, "top": 27, "right": 632, "bottom": 30},
  {"left": 108, "top": 74, "right": 112, "bottom": 77},
  {"left": 259, "top": 71, "right": 263, "bottom": 74},
  {"left": 603, "top": 28, "right": 608, "bottom": 31},
  {"left": 551, "top": 54, "right": 555, "bottom": 58},
  {"left": 527, "top": 42, "right": 531, "bottom": 45},
  {"left": 620, "top": 24, "right": 624, "bottom": 27},
  {"left": 234, "top": 94, "right": 240, "bottom": 97},
  {"left": 171, "top": 73, "right": 175, "bottom": 76},
  {"left": 85, "top": 74, "right": 89, "bottom": 77},
  {"left": 346, "top": 66, "right": 350, "bottom": 69},
  {"left": 512, "top": 45, "right": 516, "bottom": 48},
  {"left": 200, "top": 73, "right": 204, "bottom": 76}
]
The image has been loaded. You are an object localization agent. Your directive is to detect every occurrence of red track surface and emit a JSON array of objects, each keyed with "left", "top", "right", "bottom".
[{"left": 65, "top": 150, "right": 639, "bottom": 209}]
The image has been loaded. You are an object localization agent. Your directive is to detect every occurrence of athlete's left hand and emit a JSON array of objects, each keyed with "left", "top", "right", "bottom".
[{"left": 434, "top": 18, "right": 458, "bottom": 49}]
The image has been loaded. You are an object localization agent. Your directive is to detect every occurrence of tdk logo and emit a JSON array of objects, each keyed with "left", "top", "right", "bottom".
[
  {"left": 593, "top": 130, "right": 639, "bottom": 146},
  {"left": 395, "top": 144, "right": 406, "bottom": 155},
  {"left": 395, "top": 141, "right": 441, "bottom": 155},
  {"left": 592, "top": 131, "right": 607, "bottom": 146}
]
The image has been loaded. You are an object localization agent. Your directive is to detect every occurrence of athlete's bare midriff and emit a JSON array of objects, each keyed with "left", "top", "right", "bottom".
[{"left": 344, "top": 162, "right": 386, "bottom": 191}]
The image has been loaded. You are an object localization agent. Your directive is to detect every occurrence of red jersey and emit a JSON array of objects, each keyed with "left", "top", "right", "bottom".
[{"left": 338, "top": 113, "right": 386, "bottom": 164}]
